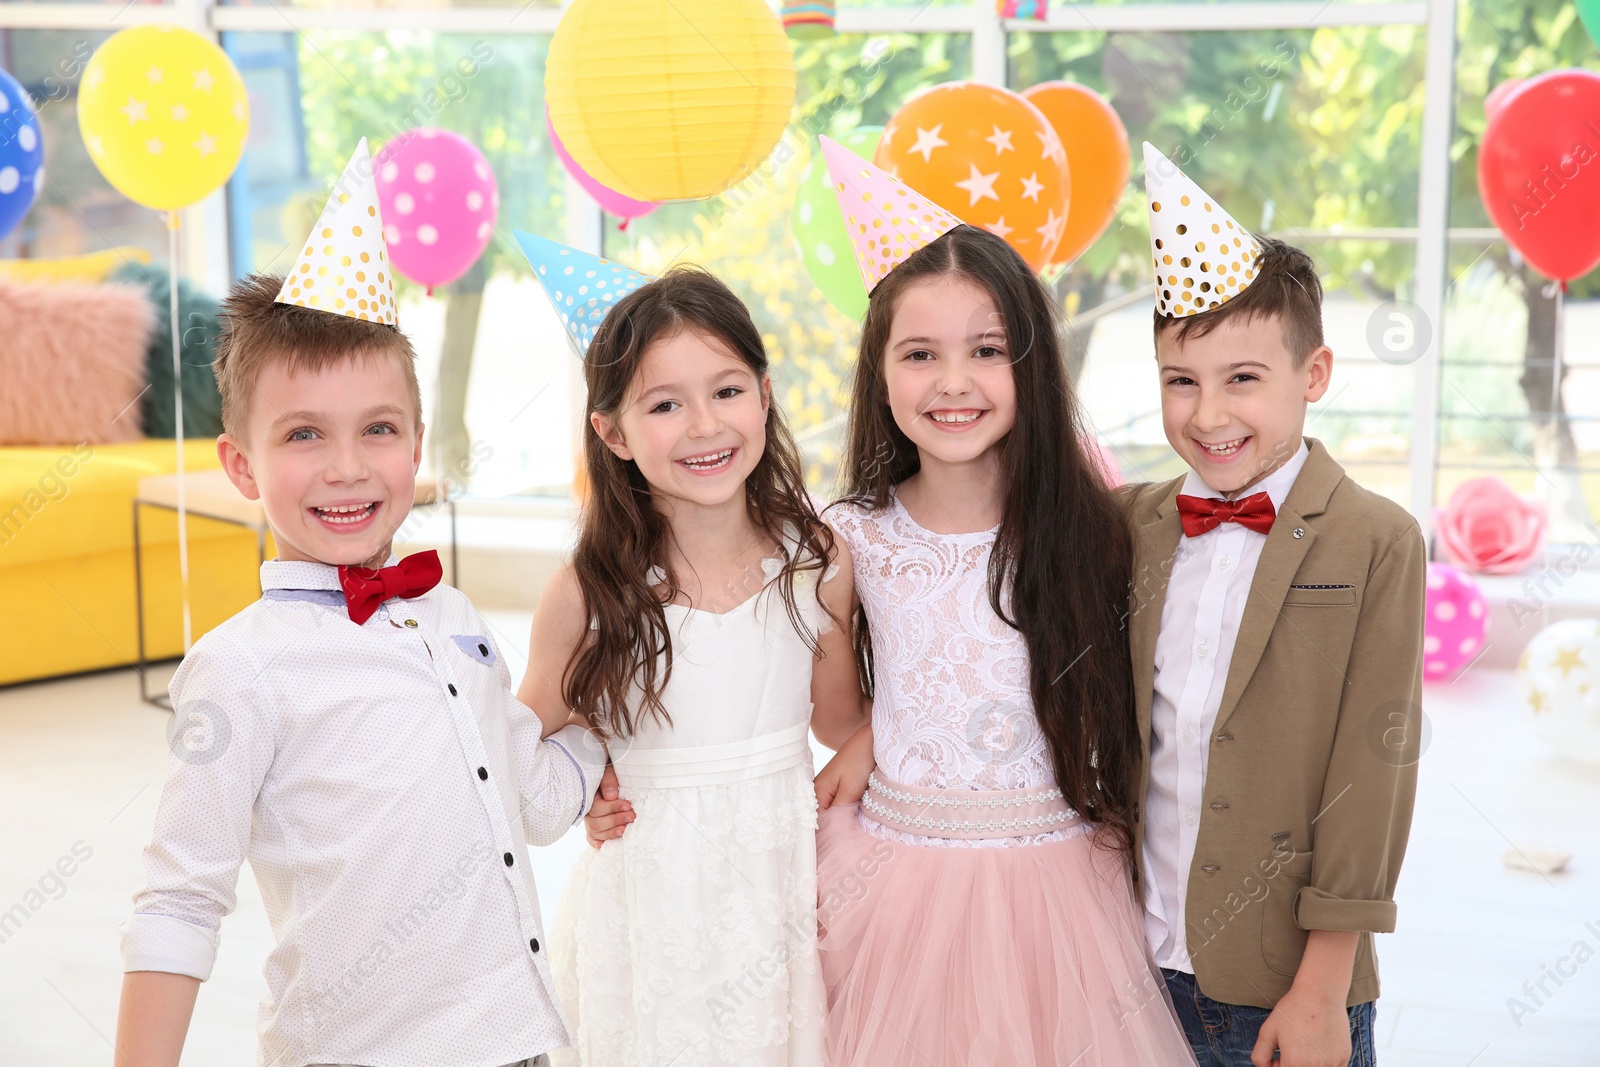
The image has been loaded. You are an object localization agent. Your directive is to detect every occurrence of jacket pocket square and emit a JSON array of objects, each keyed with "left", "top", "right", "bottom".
[{"left": 1283, "top": 584, "right": 1357, "bottom": 606}]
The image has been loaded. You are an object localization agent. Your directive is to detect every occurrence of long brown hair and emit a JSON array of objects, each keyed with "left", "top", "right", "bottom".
[
  {"left": 565, "top": 266, "right": 834, "bottom": 740},
  {"left": 837, "top": 225, "right": 1140, "bottom": 852}
]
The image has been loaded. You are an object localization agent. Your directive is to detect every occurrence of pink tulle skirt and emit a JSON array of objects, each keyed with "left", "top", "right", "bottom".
[{"left": 816, "top": 803, "right": 1198, "bottom": 1067}]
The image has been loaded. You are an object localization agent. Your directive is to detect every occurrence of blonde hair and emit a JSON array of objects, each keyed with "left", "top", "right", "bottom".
[{"left": 214, "top": 273, "right": 422, "bottom": 439}]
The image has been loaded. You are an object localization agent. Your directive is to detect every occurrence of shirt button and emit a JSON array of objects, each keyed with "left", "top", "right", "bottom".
[
  {"left": 404, "top": 619, "right": 418, "bottom": 629},
  {"left": 503, "top": 852, "right": 514, "bottom": 867},
  {"left": 1182, "top": 728, "right": 1195, "bottom": 743},
  {"left": 529, "top": 938, "right": 541, "bottom": 953},
  {"left": 1184, "top": 812, "right": 1197, "bottom": 826},
  {"left": 1217, "top": 556, "right": 1231, "bottom": 569},
  {"left": 477, "top": 767, "right": 488, "bottom": 780},
  {"left": 448, "top": 684, "right": 458, "bottom": 696},
  {"left": 1196, "top": 643, "right": 1210, "bottom": 658}
]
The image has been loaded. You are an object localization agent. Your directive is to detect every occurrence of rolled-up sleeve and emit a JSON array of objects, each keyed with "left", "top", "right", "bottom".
[{"left": 120, "top": 634, "right": 276, "bottom": 978}]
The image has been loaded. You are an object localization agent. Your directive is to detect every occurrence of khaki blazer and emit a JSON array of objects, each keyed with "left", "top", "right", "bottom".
[{"left": 1122, "top": 438, "right": 1425, "bottom": 1008}]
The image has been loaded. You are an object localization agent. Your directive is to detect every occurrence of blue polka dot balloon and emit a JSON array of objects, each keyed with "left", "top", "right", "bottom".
[
  {"left": 513, "top": 229, "right": 653, "bottom": 356},
  {"left": 0, "top": 68, "right": 44, "bottom": 242}
]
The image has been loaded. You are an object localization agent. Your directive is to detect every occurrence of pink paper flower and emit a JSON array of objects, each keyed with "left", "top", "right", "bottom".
[{"left": 1434, "top": 477, "right": 1547, "bottom": 575}]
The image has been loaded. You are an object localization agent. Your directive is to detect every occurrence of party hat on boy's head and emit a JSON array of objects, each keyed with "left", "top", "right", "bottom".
[
  {"left": 277, "top": 138, "right": 396, "bottom": 325},
  {"left": 1142, "top": 141, "right": 1261, "bottom": 319},
  {"left": 820, "top": 135, "right": 962, "bottom": 295},
  {"left": 514, "top": 230, "right": 655, "bottom": 356}
]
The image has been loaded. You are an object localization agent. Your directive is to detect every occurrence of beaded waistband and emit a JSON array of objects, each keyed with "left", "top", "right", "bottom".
[{"left": 859, "top": 771, "right": 1082, "bottom": 841}]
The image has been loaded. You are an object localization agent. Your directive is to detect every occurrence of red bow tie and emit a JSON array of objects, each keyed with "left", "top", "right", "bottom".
[
  {"left": 1176, "top": 492, "right": 1276, "bottom": 537},
  {"left": 337, "top": 550, "right": 443, "bottom": 624}
]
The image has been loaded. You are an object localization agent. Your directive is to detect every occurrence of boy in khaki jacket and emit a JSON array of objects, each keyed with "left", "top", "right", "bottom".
[{"left": 1124, "top": 144, "right": 1424, "bottom": 1067}]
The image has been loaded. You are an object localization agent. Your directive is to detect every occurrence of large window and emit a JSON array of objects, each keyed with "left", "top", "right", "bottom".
[
  {"left": 4, "top": 0, "right": 1595, "bottom": 544},
  {"left": 1438, "top": 0, "right": 1600, "bottom": 543}
]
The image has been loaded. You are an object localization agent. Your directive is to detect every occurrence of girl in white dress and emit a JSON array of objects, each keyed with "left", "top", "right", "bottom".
[{"left": 516, "top": 266, "right": 868, "bottom": 1066}]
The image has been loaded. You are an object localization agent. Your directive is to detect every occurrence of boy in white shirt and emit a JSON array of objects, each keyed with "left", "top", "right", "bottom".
[{"left": 115, "top": 143, "right": 602, "bottom": 1067}]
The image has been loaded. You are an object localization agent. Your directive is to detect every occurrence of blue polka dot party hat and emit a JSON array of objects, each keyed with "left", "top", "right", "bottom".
[{"left": 513, "top": 231, "right": 654, "bottom": 356}]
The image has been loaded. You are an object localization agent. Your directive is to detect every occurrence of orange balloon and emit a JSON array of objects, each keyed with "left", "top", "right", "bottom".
[
  {"left": 1022, "top": 81, "right": 1130, "bottom": 269},
  {"left": 876, "top": 82, "right": 1069, "bottom": 271}
]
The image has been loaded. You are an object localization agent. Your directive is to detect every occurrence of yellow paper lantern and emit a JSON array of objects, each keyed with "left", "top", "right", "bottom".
[
  {"left": 78, "top": 25, "right": 249, "bottom": 212},
  {"left": 545, "top": 0, "right": 795, "bottom": 203}
]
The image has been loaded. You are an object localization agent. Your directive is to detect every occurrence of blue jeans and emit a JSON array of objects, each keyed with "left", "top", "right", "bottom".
[{"left": 1162, "top": 969, "right": 1376, "bottom": 1067}]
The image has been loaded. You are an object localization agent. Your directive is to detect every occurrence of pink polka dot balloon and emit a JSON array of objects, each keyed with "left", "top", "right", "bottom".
[
  {"left": 1424, "top": 562, "right": 1488, "bottom": 682},
  {"left": 374, "top": 127, "right": 498, "bottom": 294}
]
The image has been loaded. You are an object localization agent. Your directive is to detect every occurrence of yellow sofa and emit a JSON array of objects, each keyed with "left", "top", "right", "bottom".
[{"left": 0, "top": 439, "right": 266, "bottom": 687}]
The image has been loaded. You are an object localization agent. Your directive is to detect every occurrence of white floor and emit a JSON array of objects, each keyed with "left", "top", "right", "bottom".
[{"left": 1, "top": 613, "right": 1596, "bottom": 1066}]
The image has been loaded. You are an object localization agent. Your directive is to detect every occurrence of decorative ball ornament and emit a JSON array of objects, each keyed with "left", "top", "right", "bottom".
[
  {"left": 77, "top": 25, "right": 249, "bottom": 212},
  {"left": 1517, "top": 618, "right": 1600, "bottom": 767},
  {"left": 545, "top": 0, "right": 796, "bottom": 202},
  {"left": 875, "top": 81, "right": 1070, "bottom": 271},
  {"left": 1422, "top": 562, "right": 1488, "bottom": 682}
]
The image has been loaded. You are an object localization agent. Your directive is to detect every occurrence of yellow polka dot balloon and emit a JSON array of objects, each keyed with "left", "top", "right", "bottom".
[
  {"left": 78, "top": 25, "right": 249, "bottom": 212},
  {"left": 1142, "top": 141, "right": 1261, "bottom": 319},
  {"left": 276, "top": 139, "right": 396, "bottom": 326}
]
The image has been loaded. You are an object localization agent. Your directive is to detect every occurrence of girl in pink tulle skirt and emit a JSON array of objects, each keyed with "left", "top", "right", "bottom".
[{"left": 812, "top": 221, "right": 1197, "bottom": 1066}]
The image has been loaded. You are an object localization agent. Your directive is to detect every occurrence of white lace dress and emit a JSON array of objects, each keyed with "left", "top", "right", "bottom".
[
  {"left": 548, "top": 551, "right": 831, "bottom": 1067},
  {"left": 827, "top": 491, "right": 1081, "bottom": 848}
]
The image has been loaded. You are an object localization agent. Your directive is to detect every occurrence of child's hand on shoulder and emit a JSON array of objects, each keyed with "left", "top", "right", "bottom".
[
  {"left": 815, "top": 723, "right": 875, "bottom": 810},
  {"left": 584, "top": 764, "right": 634, "bottom": 849}
]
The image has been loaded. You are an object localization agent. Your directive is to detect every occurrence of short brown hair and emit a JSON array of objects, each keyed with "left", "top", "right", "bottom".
[
  {"left": 214, "top": 273, "right": 421, "bottom": 439},
  {"left": 1154, "top": 236, "right": 1324, "bottom": 366}
]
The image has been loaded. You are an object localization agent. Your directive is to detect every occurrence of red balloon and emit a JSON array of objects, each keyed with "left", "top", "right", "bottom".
[{"left": 1477, "top": 69, "right": 1600, "bottom": 282}]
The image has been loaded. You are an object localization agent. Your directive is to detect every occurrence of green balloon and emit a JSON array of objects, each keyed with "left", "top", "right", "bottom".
[
  {"left": 1581, "top": 0, "right": 1600, "bottom": 48},
  {"left": 792, "top": 127, "right": 883, "bottom": 321}
]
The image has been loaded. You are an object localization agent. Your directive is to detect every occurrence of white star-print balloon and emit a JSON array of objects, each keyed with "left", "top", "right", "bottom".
[
  {"left": 0, "top": 68, "right": 45, "bottom": 240},
  {"left": 1516, "top": 618, "right": 1600, "bottom": 767},
  {"left": 875, "top": 81, "right": 1069, "bottom": 271}
]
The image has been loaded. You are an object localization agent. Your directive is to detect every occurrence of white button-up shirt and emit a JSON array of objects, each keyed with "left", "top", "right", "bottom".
[
  {"left": 1142, "top": 442, "right": 1310, "bottom": 972},
  {"left": 121, "top": 558, "right": 605, "bottom": 1067}
]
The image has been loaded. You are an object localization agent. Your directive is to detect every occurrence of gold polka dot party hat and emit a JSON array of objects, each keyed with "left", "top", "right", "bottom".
[
  {"left": 820, "top": 135, "right": 963, "bottom": 296},
  {"left": 1142, "top": 141, "right": 1261, "bottom": 319},
  {"left": 276, "top": 138, "right": 397, "bottom": 325}
]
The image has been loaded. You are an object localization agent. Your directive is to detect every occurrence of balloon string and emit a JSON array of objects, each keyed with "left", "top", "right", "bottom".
[
  {"left": 1551, "top": 279, "right": 1564, "bottom": 423},
  {"left": 167, "top": 211, "right": 193, "bottom": 653}
]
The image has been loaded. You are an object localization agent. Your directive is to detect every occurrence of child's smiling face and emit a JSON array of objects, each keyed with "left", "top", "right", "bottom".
[
  {"left": 592, "top": 326, "right": 770, "bottom": 513},
  {"left": 1157, "top": 312, "right": 1332, "bottom": 495},
  {"left": 882, "top": 274, "right": 1017, "bottom": 470},
  {"left": 218, "top": 351, "right": 423, "bottom": 569}
]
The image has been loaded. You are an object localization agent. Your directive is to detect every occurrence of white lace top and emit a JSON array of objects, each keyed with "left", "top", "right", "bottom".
[{"left": 828, "top": 492, "right": 1080, "bottom": 848}]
